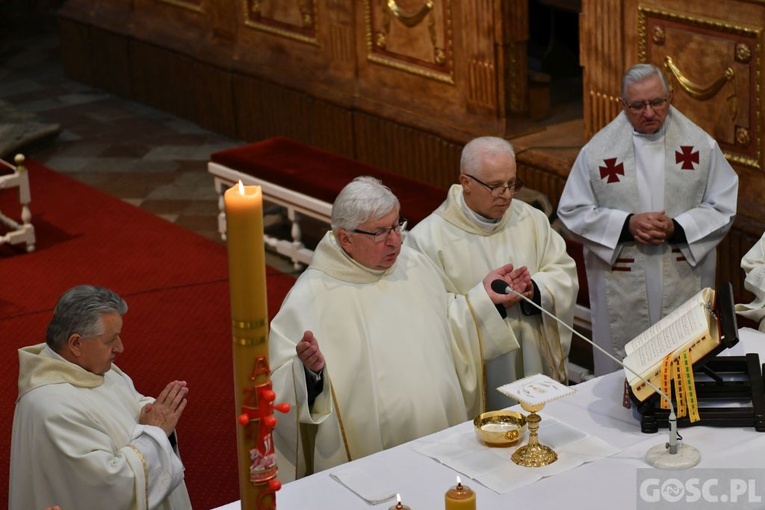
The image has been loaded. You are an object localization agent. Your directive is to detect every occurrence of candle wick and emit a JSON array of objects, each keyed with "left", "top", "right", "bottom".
[{"left": 456, "top": 482, "right": 463, "bottom": 490}]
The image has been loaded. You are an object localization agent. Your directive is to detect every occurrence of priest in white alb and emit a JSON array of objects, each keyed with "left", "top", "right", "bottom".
[
  {"left": 558, "top": 63, "right": 738, "bottom": 375},
  {"left": 405, "top": 136, "right": 578, "bottom": 410},
  {"left": 736, "top": 233, "right": 765, "bottom": 331},
  {"left": 9, "top": 285, "right": 192, "bottom": 510},
  {"left": 269, "top": 176, "right": 529, "bottom": 480}
]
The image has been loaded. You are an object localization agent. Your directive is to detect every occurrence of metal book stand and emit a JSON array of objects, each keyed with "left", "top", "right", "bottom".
[{"left": 632, "top": 282, "right": 765, "bottom": 433}]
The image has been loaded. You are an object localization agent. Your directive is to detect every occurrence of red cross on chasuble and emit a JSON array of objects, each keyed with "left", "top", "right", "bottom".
[
  {"left": 599, "top": 158, "right": 625, "bottom": 183},
  {"left": 675, "top": 145, "right": 699, "bottom": 170}
]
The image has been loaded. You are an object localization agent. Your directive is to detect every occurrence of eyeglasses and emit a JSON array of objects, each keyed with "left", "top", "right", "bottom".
[
  {"left": 465, "top": 174, "right": 524, "bottom": 197},
  {"left": 352, "top": 217, "right": 408, "bottom": 243},
  {"left": 624, "top": 96, "right": 669, "bottom": 113}
]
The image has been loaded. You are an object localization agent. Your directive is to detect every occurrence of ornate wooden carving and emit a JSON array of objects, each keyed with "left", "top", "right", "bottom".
[
  {"left": 242, "top": 0, "right": 318, "bottom": 43},
  {"left": 364, "top": 0, "right": 453, "bottom": 83},
  {"left": 580, "top": 0, "right": 623, "bottom": 139},
  {"left": 637, "top": 7, "right": 761, "bottom": 171}
]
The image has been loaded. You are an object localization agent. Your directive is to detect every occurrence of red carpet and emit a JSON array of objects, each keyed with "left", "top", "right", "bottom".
[{"left": 0, "top": 161, "right": 297, "bottom": 509}]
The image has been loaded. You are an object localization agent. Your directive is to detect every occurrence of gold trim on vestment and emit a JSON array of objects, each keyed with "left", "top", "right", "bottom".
[
  {"left": 330, "top": 381, "right": 352, "bottom": 463},
  {"left": 127, "top": 444, "right": 149, "bottom": 509}
]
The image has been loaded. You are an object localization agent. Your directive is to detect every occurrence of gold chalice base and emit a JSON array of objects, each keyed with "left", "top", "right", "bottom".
[
  {"left": 511, "top": 402, "right": 557, "bottom": 467},
  {"left": 511, "top": 442, "right": 558, "bottom": 467}
]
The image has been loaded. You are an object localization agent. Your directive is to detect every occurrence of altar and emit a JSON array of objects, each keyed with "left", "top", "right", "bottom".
[{"left": 214, "top": 328, "right": 765, "bottom": 509}]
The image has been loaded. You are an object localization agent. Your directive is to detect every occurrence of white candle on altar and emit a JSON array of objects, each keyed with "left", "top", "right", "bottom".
[{"left": 224, "top": 181, "right": 267, "bottom": 323}]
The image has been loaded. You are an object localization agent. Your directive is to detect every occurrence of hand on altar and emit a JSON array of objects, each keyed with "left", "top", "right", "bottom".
[
  {"left": 630, "top": 211, "right": 673, "bottom": 245},
  {"left": 296, "top": 330, "right": 325, "bottom": 373},
  {"left": 140, "top": 380, "right": 188, "bottom": 436}
]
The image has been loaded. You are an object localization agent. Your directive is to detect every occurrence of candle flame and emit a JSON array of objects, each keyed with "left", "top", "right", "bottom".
[
  {"left": 396, "top": 493, "right": 401, "bottom": 503},
  {"left": 237, "top": 180, "right": 245, "bottom": 194},
  {"left": 456, "top": 475, "right": 461, "bottom": 484}
]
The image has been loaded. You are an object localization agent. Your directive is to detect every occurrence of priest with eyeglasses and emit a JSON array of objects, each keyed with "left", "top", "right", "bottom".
[
  {"left": 558, "top": 63, "right": 738, "bottom": 376},
  {"left": 269, "top": 176, "right": 528, "bottom": 481},
  {"left": 405, "top": 136, "right": 578, "bottom": 411}
]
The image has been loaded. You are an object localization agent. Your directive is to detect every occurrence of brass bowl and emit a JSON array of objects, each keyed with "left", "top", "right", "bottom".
[{"left": 473, "top": 410, "right": 527, "bottom": 447}]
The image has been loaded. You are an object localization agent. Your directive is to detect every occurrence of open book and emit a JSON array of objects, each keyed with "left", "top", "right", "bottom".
[{"left": 623, "top": 288, "right": 720, "bottom": 402}]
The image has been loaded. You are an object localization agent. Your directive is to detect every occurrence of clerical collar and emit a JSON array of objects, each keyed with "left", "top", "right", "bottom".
[{"left": 458, "top": 190, "right": 502, "bottom": 234}]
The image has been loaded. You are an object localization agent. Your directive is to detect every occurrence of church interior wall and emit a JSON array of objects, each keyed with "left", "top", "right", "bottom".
[{"left": 54, "top": 0, "right": 765, "bottom": 304}]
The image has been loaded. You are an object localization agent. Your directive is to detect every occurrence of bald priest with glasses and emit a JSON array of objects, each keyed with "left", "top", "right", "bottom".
[
  {"left": 269, "top": 176, "right": 529, "bottom": 481},
  {"left": 557, "top": 63, "right": 738, "bottom": 376},
  {"left": 405, "top": 136, "right": 579, "bottom": 411}
]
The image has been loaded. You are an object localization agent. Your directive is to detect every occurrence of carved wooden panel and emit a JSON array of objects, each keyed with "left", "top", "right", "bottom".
[
  {"left": 242, "top": 0, "right": 318, "bottom": 43},
  {"left": 580, "top": 0, "right": 624, "bottom": 139},
  {"left": 638, "top": 7, "right": 762, "bottom": 170},
  {"left": 364, "top": 0, "right": 454, "bottom": 83}
]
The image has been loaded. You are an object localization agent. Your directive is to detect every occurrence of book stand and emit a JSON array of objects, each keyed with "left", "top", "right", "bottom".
[{"left": 632, "top": 283, "right": 765, "bottom": 433}]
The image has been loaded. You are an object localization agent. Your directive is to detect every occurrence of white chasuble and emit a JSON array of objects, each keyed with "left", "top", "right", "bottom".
[
  {"left": 406, "top": 185, "right": 578, "bottom": 410},
  {"left": 269, "top": 232, "right": 517, "bottom": 481},
  {"left": 10, "top": 345, "right": 191, "bottom": 510},
  {"left": 735, "top": 232, "right": 765, "bottom": 331}
]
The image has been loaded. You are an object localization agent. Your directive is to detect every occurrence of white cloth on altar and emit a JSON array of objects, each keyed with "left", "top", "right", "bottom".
[
  {"left": 558, "top": 107, "right": 738, "bottom": 375},
  {"left": 736, "top": 232, "right": 765, "bottom": 331},
  {"left": 406, "top": 185, "right": 578, "bottom": 410},
  {"left": 269, "top": 231, "right": 519, "bottom": 481},
  {"left": 9, "top": 344, "right": 191, "bottom": 510},
  {"left": 414, "top": 415, "right": 619, "bottom": 494}
]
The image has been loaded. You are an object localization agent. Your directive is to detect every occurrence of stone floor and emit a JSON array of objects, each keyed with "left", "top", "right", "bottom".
[{"left": 0, "top": 8, "right": 300, "bottom": 274}]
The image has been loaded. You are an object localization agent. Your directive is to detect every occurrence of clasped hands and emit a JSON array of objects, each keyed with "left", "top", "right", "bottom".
[
  {"left": 629, "top": 211, "right": 674, "bottom": 245},
  {"left": 140, "top": 380, "right": 189, "bottom": 437}
]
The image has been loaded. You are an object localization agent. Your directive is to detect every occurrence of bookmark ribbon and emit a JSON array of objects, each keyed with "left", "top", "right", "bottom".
[
  {"left": 680, "top": 349, "right": 701, "bottom": 422},
  {"left": 660, "top": 354, "right": 673, "bottom": 410},
  {"left": 658, "top": 350, "right": 700, "bottom": 422}
]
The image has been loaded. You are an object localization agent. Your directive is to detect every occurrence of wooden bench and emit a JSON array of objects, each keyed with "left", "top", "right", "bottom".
[
  {"left": 209, "top": 137, "right": 557, "bottom": 271},
  {"left": 0, "top": 154, "right": 35, "bottom": 252},
  {"left": 209, "top": 137, "right": 448, "bottom": 269}
]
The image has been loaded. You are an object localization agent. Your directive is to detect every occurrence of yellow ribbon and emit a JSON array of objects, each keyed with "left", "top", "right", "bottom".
[{"left": 680, "top": 349, "right": 701, "bottom": 423}]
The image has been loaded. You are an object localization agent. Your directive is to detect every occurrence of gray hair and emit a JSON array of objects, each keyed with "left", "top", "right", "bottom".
[
  {"left": 460, "top": 136, "right": 516, "bottom": 176},
  {"left": 46, "top": 285, "right": 128, "bottom": 351},
  {"left": 330, "top": 176, "right": 400, "bottom": 233},
  {"left": 622, "top": 63, "right": 670, "bottom": 98}
]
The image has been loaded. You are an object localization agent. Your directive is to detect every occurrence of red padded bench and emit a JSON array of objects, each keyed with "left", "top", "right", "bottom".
[{"left": 209, "top": 137, "right": 447, "bottom": 269}]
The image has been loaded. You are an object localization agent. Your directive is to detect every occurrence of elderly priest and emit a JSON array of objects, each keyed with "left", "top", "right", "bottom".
[
  {"left": 269, "top": 176, "right": 528, "bottom": 480},
  {"left": 406, "top": 136, "right": 578, "bottom": 410}
]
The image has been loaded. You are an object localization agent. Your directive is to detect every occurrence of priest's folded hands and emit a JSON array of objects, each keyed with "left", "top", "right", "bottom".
[{"left": 139, "top": 380, "right": 190, "bottom": 436}]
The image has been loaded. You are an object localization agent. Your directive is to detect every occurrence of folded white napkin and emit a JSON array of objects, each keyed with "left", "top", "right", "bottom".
[{"left": 330, "top": 467, "right": 397, "bottom": 505}]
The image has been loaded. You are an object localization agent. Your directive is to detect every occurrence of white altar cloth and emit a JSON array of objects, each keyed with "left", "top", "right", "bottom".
[{"left": 214, "top": 328, "right": 765, "bottom": 510}]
